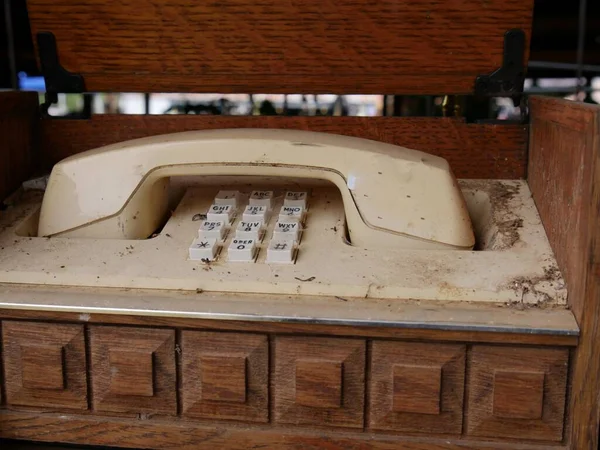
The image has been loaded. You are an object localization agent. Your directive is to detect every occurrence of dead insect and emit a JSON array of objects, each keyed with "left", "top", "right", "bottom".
[{"left": 192, "top": 213, "right": 207, "bottom": 222}]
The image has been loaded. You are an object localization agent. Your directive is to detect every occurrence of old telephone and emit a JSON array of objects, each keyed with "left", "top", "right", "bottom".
[
  {"left": 38, "top": 128, "right": 475, "bottom": 254},
  {"left": 0, "top": 128, "right": 561, "bottom": 303}
]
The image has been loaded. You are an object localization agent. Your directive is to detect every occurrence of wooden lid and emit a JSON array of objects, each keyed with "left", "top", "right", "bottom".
[{"left": 27, "top": 0, "right": 534, "bottom": 95}]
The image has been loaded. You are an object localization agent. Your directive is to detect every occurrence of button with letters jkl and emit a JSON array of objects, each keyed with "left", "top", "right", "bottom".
[{"left": 242, "top": 205, "right": 269, "bottom": 223}]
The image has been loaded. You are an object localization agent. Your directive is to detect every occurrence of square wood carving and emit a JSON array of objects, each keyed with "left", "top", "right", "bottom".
[
  {"left": 273, "top": 336, "right": 365, "bottom": 428},
  {"left": 181, "top": 331, "right": 268, "bottom": 423},
  {"left": 2, "top": 321, "right": 87, "bottom": 409},
  {"left": 466, "top": 346, "right": 568, "bottom": 441},
  {"left": 368, "top": 341, "right": 465, "bottom": 434},
  {"left": 89, "top": 326, "right": 176, "bottom": 415}
]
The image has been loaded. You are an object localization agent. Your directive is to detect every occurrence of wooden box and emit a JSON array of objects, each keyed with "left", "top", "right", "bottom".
[{"left": 0, "top": 1, "right": 598, "bottom": 449}]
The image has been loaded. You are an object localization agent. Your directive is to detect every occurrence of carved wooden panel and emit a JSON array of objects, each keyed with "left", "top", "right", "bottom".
[
  {"left": 273, "top": 336, "right": 365, "bottom": 428},
  {"left": 89, "top": 326, "right": 176, "bottom": 415},
  {"left": 26, "top": 0, "right": 534, "bottom": 94},
  {"left": 465, "top": 346, "right": 568, "bottom": 441},
  {"left": 2, "top": 321, "right": 87, "bottom": 409},
  {"left": 368, "top": 341, "right": 465, "bottom": 434},
  {"left": 181, "top": 331, "right": 268, "bottom": 423}
]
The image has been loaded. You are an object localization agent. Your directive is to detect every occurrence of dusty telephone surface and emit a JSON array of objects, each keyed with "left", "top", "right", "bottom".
[
  {"left": 0, "top": 128, "right": 564, "bottom": 304},
  {"left": 38, "top": 128, "right": 475, "bottom": 251}
]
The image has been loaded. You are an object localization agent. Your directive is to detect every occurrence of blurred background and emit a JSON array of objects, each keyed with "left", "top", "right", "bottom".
[{"left": 0, "top": 0, "right": 599, "bottom": 120}]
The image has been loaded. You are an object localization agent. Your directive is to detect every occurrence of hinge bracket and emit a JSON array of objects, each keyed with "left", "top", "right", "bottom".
[{"left": 474, "top": 29, "right": 526, "bottom": 106}]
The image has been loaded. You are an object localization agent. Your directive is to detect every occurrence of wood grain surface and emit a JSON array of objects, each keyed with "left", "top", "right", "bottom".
[
  {"left": 528, "top": 97, "right": 600, "bottom": 450},
  {"left": 38, "top": 115, "right": 528, "bottom": 179},
  {"left": 368, "top": 341, "right": 465, "bottom": 435},
  {"left": 0, "top": 411, "right": 569, "bottom": 449},
  {"left": 465, "top": 345, "right": 568, "bottom": 442},
  {"left": 273, "top": 336, "right": 365, "bottom": 428},
  {"left": 2, "top": 321, "right": 87, "bottom": 410},
  {"left": 26, "top": 0, "right": 533, "bottom": 94},
  {"left": 181, "top": 331, "right": 268, "bottom": 423},
  {"left": 0, "top": 92, "right": 38, "bottom": 202},
  {"left": 88, "top": 326, "right": 177, "bottom": 415}
]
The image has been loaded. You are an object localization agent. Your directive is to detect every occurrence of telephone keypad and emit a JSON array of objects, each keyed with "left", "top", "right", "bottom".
[{"left": 190, "top": 189, "right": 309, "bottom": 264}]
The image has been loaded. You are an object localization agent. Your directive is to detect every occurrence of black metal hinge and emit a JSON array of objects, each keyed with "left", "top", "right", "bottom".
[
  {"left": 474, "top": 29, "right": 526, "bottom": 106},
  {"left": 36, "top": 31, "right": 88, "bottom": 118}
]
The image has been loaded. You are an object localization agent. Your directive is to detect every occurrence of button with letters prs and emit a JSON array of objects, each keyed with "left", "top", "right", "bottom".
[{"left": 198, "top": 220, "right": 226, "bottom": 241}]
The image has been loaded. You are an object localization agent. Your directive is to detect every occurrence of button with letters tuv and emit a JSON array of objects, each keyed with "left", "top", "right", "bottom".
[
  {"left": 242, "top": 205, "right": 269, "bottom": 223},
  {"left": 284, "top": 191, "right": 308, "bottom": 208},
  {"left": 249, "top": 190, "right": 274, "bottom": 208},
  {"left": 273, "top": 220, "right": 302, "bottom": 242},
  {"left": 207, "top": 204, "right": 234, "bottom": 222},
  {"left": 214, "top": 190, "right": 240, "bottom": 207},
  {"left": 227, "top": 239, "right": 257, "bottom": 262},
  {"left": 266, "top": 239, "right": 296, "bottom": 263},
  {"left": 198, "top": 220, "right": 226, "bottom": 241},
  {"left": 235, "top": 221, "right": 263, "bottom": 240},
  {"left": 278, "top": 206, "right": 304, "bottom": 222},
  {"left": 189, "top": 237, "right": 219, "bottom": 261}
]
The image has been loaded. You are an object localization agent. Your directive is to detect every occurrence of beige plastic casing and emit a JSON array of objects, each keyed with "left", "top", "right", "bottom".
[{"left": 38, "top": 129, "right": 475, "bottom": 250}]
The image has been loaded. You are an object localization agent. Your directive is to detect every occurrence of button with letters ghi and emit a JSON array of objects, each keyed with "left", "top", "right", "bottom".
[
  {"left": 207, "top": 204, "right": 234, "bottom": 222},
  {"left": 273, "top": 220, "right": 302, "bottom": 242},
  {"left": 235, "top": 221, "right": 263, "bottom": 241},
  {"left": 249, "top": 190, "right": 274, "bottom": 208},
  {"left": 189, "top": 237, "right": 219, "bottom": 261},
  {"left": 266, "top": 239, "right": 296, "bottom": 263},
  {"left": 284, "top": 191, "right": 308, "bottom": 208},
  {"left": 227, "top": 239, "right": 257, "bottom": 262},
  {"left": 198, "top": 220, "right": 226, "bottom": 241}
]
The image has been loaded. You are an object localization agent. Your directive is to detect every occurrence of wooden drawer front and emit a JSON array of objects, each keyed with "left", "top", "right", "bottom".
[
  {"left": 2, "top": 321, "right": 87, "bottom": 410},
  {"left": 89, "top": 326, "right": 176, "bottom": 415},
  {"left": 368, "top": 341, "right": 465, "bottom": 435},
  {"left": 273, "top": 336, "right": 365, "bottom": 429},
  {"left": 181, "top": 331, "right": 268, "bottom": 423},
  {"left": 466, "top": 346, "right": 568, "bottom": 441}
]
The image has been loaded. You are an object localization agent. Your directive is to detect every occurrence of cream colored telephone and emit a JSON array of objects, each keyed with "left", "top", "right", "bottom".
[{"left": 38, "top": 129, "right": 475, "bottom": 250}]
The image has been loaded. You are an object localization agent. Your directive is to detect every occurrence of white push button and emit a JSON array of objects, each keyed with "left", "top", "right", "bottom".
[
  {"left": 242, "top": 205, "right": 269, "bottom": 223},
  {"left": 249, "top": 190, "right": 273, "bottom": 208},
  {"left": 235, "top": 221, "right": 263, "bottom": 240},
  {"left": 189, "top": 237, "right": 219, "bottom": 261},
  {"left": 284, "top": 191, "right": 308, "bottom": 208},
  {"left": 214, "top": 190, "right": 240, "bottom": 207},
  {"left": 198, "top": 220, "right": 226, "bottom": 240},
  {"left": 207, "top": 204, "right": 234, "bottom": 222},
  {"left": 227, "top": 239, "right": 257, "bottom": 262},
  {"left": 278, "top": 206, "right": 304, "bottom": 222},
  {"left": 266, "top": 239, "right": 296, "bottom": 264},
  {"left": 273, "top": 220, "right": 302, "bottom": 242}
]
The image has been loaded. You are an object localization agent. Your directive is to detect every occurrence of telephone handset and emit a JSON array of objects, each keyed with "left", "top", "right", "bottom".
[{"left": 38, "top": 129, "right": 475, "bottom": 250}]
